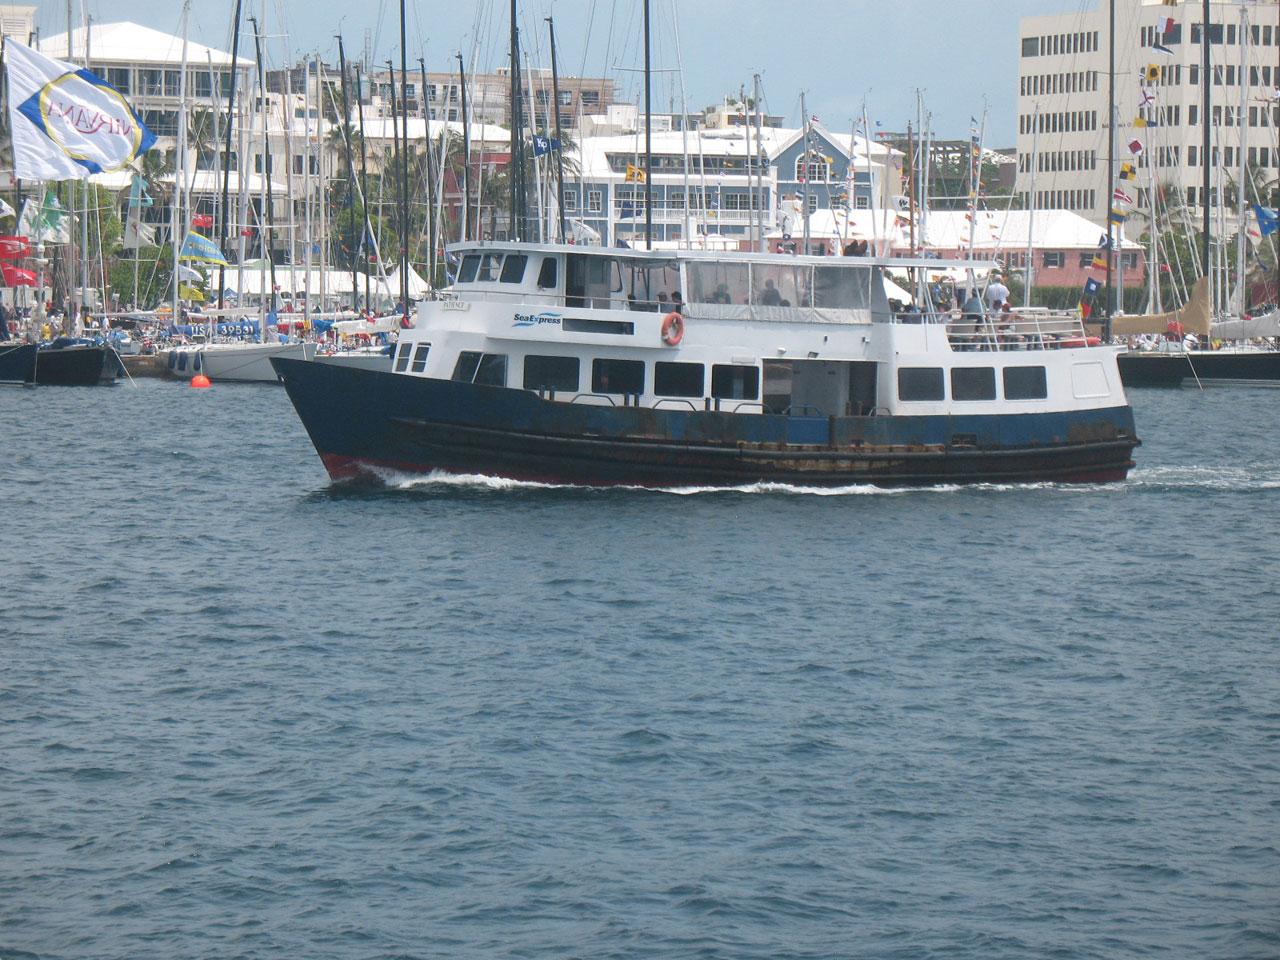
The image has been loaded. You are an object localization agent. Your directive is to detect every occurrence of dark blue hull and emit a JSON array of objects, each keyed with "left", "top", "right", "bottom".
[
  {"left": 0, "top": 343, "right": 37, "bottom": 384},
  {"left": 272, "top": 358, "right": 1140, "bottom": 487},
  {"left": 1118, "top": 350, "right": 1280, "bottom": 387}
]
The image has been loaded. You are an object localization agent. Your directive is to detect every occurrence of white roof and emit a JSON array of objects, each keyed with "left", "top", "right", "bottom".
[
  {"left": 920, "top": 210, "right": 1142, "bottom": 251},
  {"left": 39, "top": 22, "right": 250, "bottom": 68}
]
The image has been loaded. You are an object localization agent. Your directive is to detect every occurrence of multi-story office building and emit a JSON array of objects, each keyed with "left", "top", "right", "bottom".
[{"left": 1016, "top": 0, "right": 1280, "bottom": 230}]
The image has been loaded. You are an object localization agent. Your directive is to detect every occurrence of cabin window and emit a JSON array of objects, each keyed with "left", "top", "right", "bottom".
[
  {"left": 452, "top": 351, "right": 507, "bottom": 387},
  {"left": 687, "top": 261, "right": 750, "bottom": 306},
  {"left": 898, "top": 367, "right": 945, "bottom": 401},
  {"left": 537, "top": 256, "right": 558, "bottom": 288},
  {"left": 1004, "top": 366, "right": 1048, "bottom": 400},
  {"left": 592, "top": 358, "right": 645, "bottom": 395},
  {"left": 476, "top": 253, "right": 503, "bottom": 282},
  {"left": 409, "top": 343, "right": 430, "bottom": 373},
  {"left": 458, "top": 254, "right": 480, "bottom": 283},
  {"left": 523, "top": 355, "right": 579, "bottom": 392},
  {"left": 750, "top": 264, "right": 811, "bottom": 308},
  {"left": 394, "top": 341, "right": 413, "bottom": 372},
  {"left": 951, "top": 367, "right": 997, "bottom": 401},
  {"left": 711, "top": 364, "right": 759, "bottom": 400},
  {"left": 500, "top": 254, "right": 528, "bottom": 283},
  {"left": 813, "top": 265, "right": 872, "bottom": 309},
  {"left": 655, "top": 362, "right": 704, "bottom": 397}
]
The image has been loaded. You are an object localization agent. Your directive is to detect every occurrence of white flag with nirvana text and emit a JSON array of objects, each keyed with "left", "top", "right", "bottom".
[{"left": 4, "top": 37, "right": 156, "bottom": 180}]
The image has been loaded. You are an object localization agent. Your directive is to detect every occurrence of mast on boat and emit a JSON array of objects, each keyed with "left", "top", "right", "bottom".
[
  {"left": 546, "top": 17, "right": 566, "bottom": 245},
  {"left": 217, "top": 0, "right": 243, "bottom": 310}
]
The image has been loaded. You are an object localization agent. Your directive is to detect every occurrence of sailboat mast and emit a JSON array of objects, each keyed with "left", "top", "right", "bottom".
[
  {"left": 1201, "top": 0, "right": 1212, "bottom": 281},
  {"left": 1026, "top": 102, "right": 1040, "bottom": 308},
  {"left": 509, "top": 0, "right": 523, "bottom": 240},
  {"left": 355, "top": 64, "right": 371, "bottom": 309},
  {"left": 801, "top": 92, "right": 810, "bottom": 255},
  {"left": 336, "top": 35, "right": 358, "bottom": 312},
  {"left": 753, "top": 73, "right": 764, "bottom": 252},
  {"left": 457, "top": 52, "right": 472, "bottom": 242},
  {"left": 1236, "top": 3, "right": 1249, "bottom": 317},
  {"left": 217, "top": 0, "right": 242, "bottom": 309},
  {"left": 250, "top": 16, "right": 276, "bottom": 319},
  {"left": 418, "top": 56, "right": 437, "bottom": 286},
  {"left": 1104, "top": 0, "right": 1115, "bottom": 339},
  {"left": 546, "top": 16, "right": 566, "bottom": 245},
  {"left": 172, "top": 0, "right": 191, "bottom": 327},
  {"left": 398, "top": 0, "right": 410, "bottom": 323},
  {"left": 643, "top": 0, "right": 652, "bottom": 250}
]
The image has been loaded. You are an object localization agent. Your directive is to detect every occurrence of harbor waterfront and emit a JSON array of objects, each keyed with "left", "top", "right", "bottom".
[{"left": 2, "top": 382, "right": 1278, "bottom": 959}]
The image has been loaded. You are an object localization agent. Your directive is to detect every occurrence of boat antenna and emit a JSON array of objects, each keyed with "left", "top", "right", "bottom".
[{"left": 217, "top": 0, "right": 242, "bottom": 310}]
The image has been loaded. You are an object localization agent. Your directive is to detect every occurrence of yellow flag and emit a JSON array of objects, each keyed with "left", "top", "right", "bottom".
[
  {"left": 625, "top": 164, "right": 647, "bottom": 183},
  {"left": 1144, "top": 63, "right": 1160, "bottom": 82}
]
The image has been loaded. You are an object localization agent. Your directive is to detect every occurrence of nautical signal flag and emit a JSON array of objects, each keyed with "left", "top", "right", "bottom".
[
  {"left": 1255, "top": 204, "right": 1279, "bottom": 236},
  {"left": 624, "top": 164, "right": 646, "bottom": 183},
  {"left": 1084, "top": 277, "right": 1102, "bottom": 297},
  {"left": 178, "top": 230, "right": 229, "bottom": 265},
  {"left": 1079, "top": 302, "right": 1092, "bottom": 319},
  {"left": 1143, "top": 63, "right": 1161, "bottom": 81},
  {"left": 1134, "top": 115, "right": 1158, "bottom": 128},
  {"left": 1153, "top": 42, "right": 1174, "bottom": 55},
  {"left": 531, "top": 134, "right": 560, "bottom": 157},
  {"left": 1119, "top": 162, "right": 1137, "bottom": 180},
  {"left": 1127, "top": 140, "right": 1144, "bottom": 155},
  {"left": 191, "top": 213, "right": 213, "bottom": 229},
  {"left": 1114, "top": 187, "right": 1134, "bottom": 204},
  {"left": 1092, "top": 252, "right": 1108, "bottom": 269},
  {"left": 1109, "top": 207, "right": 1127, "bottom": 225},
  {"left": 1158, "top": 16, "right": 1176, "bottom": 34}
]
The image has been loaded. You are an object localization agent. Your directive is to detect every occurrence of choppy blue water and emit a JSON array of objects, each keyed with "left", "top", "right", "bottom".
[{"left": 2, "top": 379, "right": 1278, "bottom": 960}]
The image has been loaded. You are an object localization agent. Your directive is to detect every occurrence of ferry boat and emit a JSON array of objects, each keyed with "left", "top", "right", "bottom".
[{"left": 271, "top": 242, "right": 1140, "bottom": 487}]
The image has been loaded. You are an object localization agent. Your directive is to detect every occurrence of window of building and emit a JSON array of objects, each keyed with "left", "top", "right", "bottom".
[
  {"left": 106, "top": 68, "right": 130, "bottom": 93},
  {"left": 808, "top": 194, "right": 819, "bottom": 214},
  {"left": 655, "top": 362, "right": 704, "bottom": 397},
  {"left": 587, "top": 190, "right": 603, "bottom": 213},
  {"left": 711, "top": 364, "right": 759, "bottom": 400},
  {"left": 523, "top": 355, "right": 579, "bottom": 392},
  {"left": 139, "top": 69, "right": 162, "bottom": 95},
  {"left": 1021, "top": 36, "right": 1039, "bottom": 57},
  {"left": 898, "top": 367, "right": 944, "bottom": 402},
  {"left": 500, "top": 254, "right": 528, "bottom": 283},
  {"left": 592, "top": 358, "right": 644, "bottom": 395},
  {"left": 253, "top": 153, "right": 273, "bottom": 173},
  {"left": 564, "top": 191, "right": 578, "bottom": 213},
  {"left": 795, "top": 157, "right": 830, "bottom": 183},
  {"left": 194, "top": 71, "right": 213, "bottom": 98},
  {"left": 951, "top": 367, "right": 996, "bottom": 401},
  {"left": 1079, "top": 252, "right": 1094, "bottom": 268},
  {"left": 557, "top": 90, "right": 572, "bottom": 106},
  {"left": 409, "top": 343, "right": 430, "bottom": 373},
  {"left": 1003, "top": 366, "right": 1047, "bottom": 400},
  {"left": 1042, "top": 251, "right": 1064, "bottom": 268},
  {"left": 165, "top": 70, "right": 181, "bottom": 96},
  {"left": 580, "top": 90, "right": 600, "bottom": 106}
]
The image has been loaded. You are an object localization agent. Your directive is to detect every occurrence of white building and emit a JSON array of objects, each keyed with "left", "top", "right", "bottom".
[{"left": 1016, "top": 0, "right": 1280, "bottom": 230}]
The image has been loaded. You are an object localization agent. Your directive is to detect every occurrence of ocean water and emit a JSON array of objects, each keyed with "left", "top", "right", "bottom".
[{"left": 2, "top": 378, "right": 1278, "bottom": 960}]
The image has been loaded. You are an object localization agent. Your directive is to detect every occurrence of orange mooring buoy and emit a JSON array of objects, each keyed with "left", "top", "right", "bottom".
[{"left": 190, "top": 374, "right": 211, "bottom": 388}]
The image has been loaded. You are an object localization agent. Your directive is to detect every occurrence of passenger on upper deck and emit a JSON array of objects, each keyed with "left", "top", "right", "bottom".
[
  {"left": 710, "top": 283, "right": 731, "bottom": 304},
  {"left": 758, "top": 279, "right": 783, "bottom": 306}
]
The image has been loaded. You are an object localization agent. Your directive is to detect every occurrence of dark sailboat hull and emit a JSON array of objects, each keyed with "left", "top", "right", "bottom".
[
  {"left": 33, "top": 345, "right": 122, "bottom": 386},
  {"left": 272, "top": 358, "right": 1141, "bottom": 488},
  {"left": 0, "top": 343, "right": 37, "bottom": 384},
  {"left": 1118, "top": 349, "right": 1280, "bottom": 387}
]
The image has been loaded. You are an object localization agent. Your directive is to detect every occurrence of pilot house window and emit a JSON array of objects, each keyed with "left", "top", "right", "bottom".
[
  {"left": 452, "top": 351, "right": 508, "bottom": 387},
  {"left": 592, "top": 358, "right": 644, "bottom": 395}
]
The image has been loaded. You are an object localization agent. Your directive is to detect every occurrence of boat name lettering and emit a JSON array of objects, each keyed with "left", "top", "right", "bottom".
[{"left": 513, "top": 312, "right": 562, "bottom": 327}]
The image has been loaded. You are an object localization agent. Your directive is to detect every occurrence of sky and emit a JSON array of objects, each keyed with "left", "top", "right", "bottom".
[{"left": 46, "top": 0, "right": 1091, "bottom": 144}]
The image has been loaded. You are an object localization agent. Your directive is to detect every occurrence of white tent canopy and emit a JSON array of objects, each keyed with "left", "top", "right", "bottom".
[{"left": 386, "top": 264, "right": 432, "bottom": 300}]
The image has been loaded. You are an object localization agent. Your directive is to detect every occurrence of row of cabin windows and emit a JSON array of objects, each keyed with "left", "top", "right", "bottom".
[
  {"left": 898, "top": 366, "right": 1048, "bottom": 402},
  {"left": 456, "top": 253, "right": 558, "bottom": 288},
  {"left": 446, "top": 351, "right": 762, "bottom": 401}
]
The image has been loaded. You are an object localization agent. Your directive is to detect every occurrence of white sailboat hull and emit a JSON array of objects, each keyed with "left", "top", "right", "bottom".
[{"left": 162, "top": 342, "right": 318, "bottom": 382}]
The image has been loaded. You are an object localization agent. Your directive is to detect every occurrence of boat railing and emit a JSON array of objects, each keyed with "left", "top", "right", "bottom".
[{"left": 942, "top": 311, "right": 1092, "bottom": 352}]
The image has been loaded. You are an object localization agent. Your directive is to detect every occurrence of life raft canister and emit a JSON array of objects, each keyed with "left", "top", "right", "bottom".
[{"left": 661, "top": 312, "right": 684, "bottom": 346}]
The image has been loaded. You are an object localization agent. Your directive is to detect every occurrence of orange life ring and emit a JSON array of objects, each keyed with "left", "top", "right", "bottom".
[{"left": 661, "top": 311, "right": 684, "bottom": 345}]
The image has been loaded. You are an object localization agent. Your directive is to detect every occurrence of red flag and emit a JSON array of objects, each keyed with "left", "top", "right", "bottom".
[
  {"left": 1, "top": 262, "right": 38, "bottom": 286},
  {"left": 240, "top": 228, "right": 254, "bottom": 236},
  {"left": 191, "top": 214, "right": 213, "bottom": 229},
  {"left": 1079, "top": 302, "right": 1092, "bottom": 319},
  {"left": 0, "top": 236, "right": 32, "bottom": 259}
]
